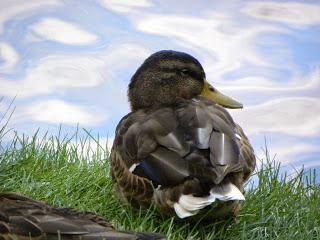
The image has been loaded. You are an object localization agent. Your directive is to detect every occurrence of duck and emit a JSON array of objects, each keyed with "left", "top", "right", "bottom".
[
  {"left": 0, "top": 192, "right": 165, "bottom": 239},
  {"left": 110, "top": 50, "right": 256, "bottom": 219}
]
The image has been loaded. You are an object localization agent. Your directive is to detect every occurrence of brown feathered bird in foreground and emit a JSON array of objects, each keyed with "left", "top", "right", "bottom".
[
  {"left": 0, "top": 192, "right": 165, "bottom": 240},
  {"left": 111, "top": 50, "right": 256, "bottom": 220}
]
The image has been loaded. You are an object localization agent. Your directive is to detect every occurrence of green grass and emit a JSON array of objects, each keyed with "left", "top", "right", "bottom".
[{"left": 0, "top": 110, "right": 319, "bottom": 239}]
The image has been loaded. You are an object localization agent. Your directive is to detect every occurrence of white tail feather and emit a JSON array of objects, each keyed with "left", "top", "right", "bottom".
[
  {"left": 210, "top": 182, "right": 245, "bottom": 201},
  {"left": 173, "top": 183, "right": 245, "bottom": 218},
  {"left": 173, "top": 194, "right": 215, "bottom": 218},
  {"left": 179, "top": 194, "right": 214, "bottom": 211},
  {"left": 173, "top": 203, "right": 198, "bottom": 218}
]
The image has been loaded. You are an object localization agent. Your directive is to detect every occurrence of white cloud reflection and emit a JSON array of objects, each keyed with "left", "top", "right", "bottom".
[
  {"left": 18, "top": 99, "right": 105, "bottom": 126},
  {"left": 267, "top": 143, "right": 319, "bottom": 165},
  {"left": 242, "top": 1, "right": 320, "bottom": 27},
  {"left": 134, "top": 12, "right": 284, "bottom": 81},
  {"left": 0, "top": 43, "right": 150, "bottom": 99},
  {"left": 99, "top": 0, "right": 153, "bottom": 13},
  {"left": 28, "top": 18, "right": 98, "bottom": 45},
  {"left": 233, "top": 97, "right": 320, "bottom": 137},
  {"left": 0, "top": 54, "right": 106, "bottom": 98},
  {"left": 0, "top": 0, "right": 61, "bottom": 34},
  {"left": 0, "top": 42, "right": 18, "bottom": 72},
  {"left": 219, "top": 68, "right": 320, "bottom": 97}
]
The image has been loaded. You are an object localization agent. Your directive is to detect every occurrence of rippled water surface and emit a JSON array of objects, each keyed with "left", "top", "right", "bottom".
[{"left": 0, "top": 0, "right": 319, "bottom": 174}]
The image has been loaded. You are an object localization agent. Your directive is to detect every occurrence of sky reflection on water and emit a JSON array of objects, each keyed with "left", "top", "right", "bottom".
[{"left": 0, "top": 0, "right": 319, "bottom": 176}]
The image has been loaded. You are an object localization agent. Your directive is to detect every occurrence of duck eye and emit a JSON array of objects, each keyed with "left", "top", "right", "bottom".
[{"left": 180, "top": 69, "right": 189, "bottom": 76}]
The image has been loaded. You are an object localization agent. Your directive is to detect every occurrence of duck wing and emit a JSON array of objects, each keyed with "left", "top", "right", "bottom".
[
  {"left": 120, "top": 99, "right": 241, "bottom": 186},
  {"left": 0, "top": 192, "right": 165, "bottom": 240}
]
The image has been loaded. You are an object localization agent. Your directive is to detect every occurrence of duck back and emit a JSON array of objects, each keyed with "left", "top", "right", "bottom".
[{"left": 111, "top": 97, "right": 255, "bottom": 218}]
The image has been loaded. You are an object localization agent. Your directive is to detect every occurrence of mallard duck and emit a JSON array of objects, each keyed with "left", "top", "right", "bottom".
[
  {"left": 111, "top": 50, "right": 256, "bottom": 219},
  {"left": 0, "top": 192, "right": 165, "bottom": 239}
]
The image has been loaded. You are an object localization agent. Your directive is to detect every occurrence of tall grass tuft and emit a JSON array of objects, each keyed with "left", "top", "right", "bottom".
[{"left": 0, "top": 103, "right": 319, "bottom": 239}]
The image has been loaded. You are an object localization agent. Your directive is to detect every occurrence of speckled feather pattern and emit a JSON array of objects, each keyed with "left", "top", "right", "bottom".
[
  {"left": 0, "top": 193, "right": 165, "bottom": 240},
  {"left": 111, "top": 97, "right": 256, "bottom": 218}
]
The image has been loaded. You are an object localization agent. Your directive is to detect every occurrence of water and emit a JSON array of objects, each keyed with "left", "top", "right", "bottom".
[{"left": 0, "top": 1, "right": 319, "bottom": 177}]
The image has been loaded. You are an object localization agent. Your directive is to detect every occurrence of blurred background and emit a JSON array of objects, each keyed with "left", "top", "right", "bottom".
[{"left": 0, "top": 0, "right": 319, "bottom": 175}]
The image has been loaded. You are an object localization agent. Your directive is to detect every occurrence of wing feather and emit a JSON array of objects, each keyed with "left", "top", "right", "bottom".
[
  {"left": 0, "top": 193, "right": 165, "bottom": 240},
  {"left": 111, "top": 97, "right": 256, "bottom": 215}
]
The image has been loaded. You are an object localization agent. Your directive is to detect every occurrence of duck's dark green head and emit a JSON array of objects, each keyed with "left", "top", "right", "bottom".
[{"left": 128, "top": 50, "right": 242, "bottom": 111}]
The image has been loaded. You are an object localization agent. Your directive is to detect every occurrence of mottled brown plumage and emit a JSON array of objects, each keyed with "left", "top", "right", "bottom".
[
  {"left": 0, "top": 192, "right": 165, "bottom": 240},
  {"left": 111, "top": 50, "right": 256, "bottom": 220}
]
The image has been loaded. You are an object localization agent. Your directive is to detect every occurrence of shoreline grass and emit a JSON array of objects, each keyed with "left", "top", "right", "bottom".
[{"left": 0, "top": 128, "right": 319, "bottom": 239}]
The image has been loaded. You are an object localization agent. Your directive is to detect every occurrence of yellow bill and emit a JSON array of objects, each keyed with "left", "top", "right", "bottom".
[{"left": 201, "top": 80, "right": 243, "bottom": 109}]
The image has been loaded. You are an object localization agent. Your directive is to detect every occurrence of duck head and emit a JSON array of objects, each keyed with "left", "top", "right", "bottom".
[{"left": 128, "top": 50, "right": 243, "bottom": 111}]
